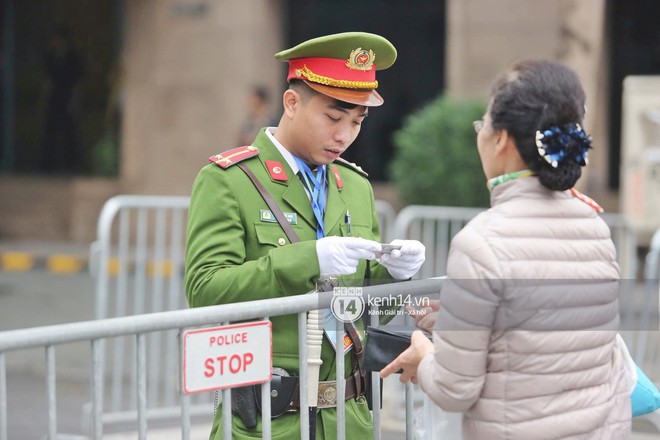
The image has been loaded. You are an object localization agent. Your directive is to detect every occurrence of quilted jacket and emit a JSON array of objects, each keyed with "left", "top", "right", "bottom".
[{"left": 417, "top": 177, "right": 632, "bottom": 439}]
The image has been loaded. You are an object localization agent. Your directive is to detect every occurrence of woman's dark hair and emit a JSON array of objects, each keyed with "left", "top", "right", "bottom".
[{"left": 489, "top": 60, "right": 587, "bottom": 190}]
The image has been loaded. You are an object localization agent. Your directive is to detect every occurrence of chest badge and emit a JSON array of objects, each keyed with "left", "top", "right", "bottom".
[{"left": 260, "top": 210, "right": 298, "bottom": 224}]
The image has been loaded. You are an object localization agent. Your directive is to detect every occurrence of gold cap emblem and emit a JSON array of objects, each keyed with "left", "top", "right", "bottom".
[{"left": 346, "top": 48, "right": 375, "bottom": 71}]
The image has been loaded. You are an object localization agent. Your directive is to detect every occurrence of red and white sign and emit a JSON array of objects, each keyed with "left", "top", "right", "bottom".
[{"left": 183, "top": 321, "right": 272, "bottom": 394}]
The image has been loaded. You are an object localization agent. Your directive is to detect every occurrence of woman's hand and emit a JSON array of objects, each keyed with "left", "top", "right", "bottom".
[
  {"left": 379, "top": 331, "right": 434, "bottom": 384},
  {"left": 406, "top": 300, "right": 441, "bottom": 332}
]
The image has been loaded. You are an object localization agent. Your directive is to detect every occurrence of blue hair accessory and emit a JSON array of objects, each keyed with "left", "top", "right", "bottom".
[{"left": 535, "top": 123, "right": 591, "bottom": 168}]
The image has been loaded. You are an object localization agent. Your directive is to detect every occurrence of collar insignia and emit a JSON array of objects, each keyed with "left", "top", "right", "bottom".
[
  {"left": 346, "top": 48, "right": 375, "bottom": 71},
  {"left": 265, "top": 160, "right": 288, "bottom": 182},
  {"left": 332, "top": 165, "right": 344, "bottom": 189}
]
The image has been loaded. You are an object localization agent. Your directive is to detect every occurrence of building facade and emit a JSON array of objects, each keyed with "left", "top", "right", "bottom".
[{"left": 1, "top": 0, "right": 658, "bottom": 243}]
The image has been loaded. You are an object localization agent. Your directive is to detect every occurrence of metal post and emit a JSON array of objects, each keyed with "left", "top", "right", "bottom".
[
  {"left": 137, "top": 333, "right": 147, "bottom": 439},
  {"left": 405, "top": 382, "right": 414, "bottom": 440},
  {"left": 111, "top": 208, "right": 129, "bottom": 411},
  {"left": 91, "top": 339, "right": 103, "bottom": 439},
  {"left": 370, "top": 309, "right": 381, "bottom": 440},
  {"left": 260, "top": 316, "right": 271, "bottom": 439},
  {"left": 335, "top": 319, "right": 345, "bottom": 440},
  {"left": 222, "top": 389, "right": 232, "bottom": 439},
  {"left": 148, "top": 208, "right": 167, "bottom": 406},
  {"left": 405, "top": 313, "right": 414, "bottom": 439},
  {"left": 298, "top": 312, "right": 309, "bottom": 440},
  {"left": 46, "top": 345, "right": 57, "bottom": 439},
  {"left": 0, "top": 352, "right": 7, "bottom": 440},
  {"left": 165, "top": 208, "right": 185, "bottom": 406},
  {"left": 222, "top": 321, "right": 232, "bottom": 439},
  {"left": 131, "top": 208, "right": 148, "bottom": 411},
  {"left": 179, "top": 329, "right": 191, "bottom": 440}
]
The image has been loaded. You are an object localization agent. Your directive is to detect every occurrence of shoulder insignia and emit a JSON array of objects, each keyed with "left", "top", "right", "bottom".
[
  {"left": 570, "top": 188, "right": 604, "bottom": 213},
  {"left": 334, "top": 157, "right": 368, "bottom": 177},
  {"left": 209, "top": 146, "right": 259, "bottom": 169}
]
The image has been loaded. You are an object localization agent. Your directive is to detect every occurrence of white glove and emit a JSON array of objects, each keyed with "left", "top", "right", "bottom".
[
  {"left": 378, "top": 239, "right": 425, "bottom": 280},
  {"left": 316, "top": 236, "right": 381, "bottom": 277}
]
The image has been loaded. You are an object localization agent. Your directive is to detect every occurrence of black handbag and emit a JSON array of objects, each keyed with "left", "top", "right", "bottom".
[{"left": 361, "top": 325, "right": 432, "bottom": 372}]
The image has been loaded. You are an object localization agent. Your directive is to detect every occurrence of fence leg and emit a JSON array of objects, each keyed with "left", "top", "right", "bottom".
[
  {"left": 137, "top": 333, "right": 148, "bottom": 440},
  {"left": 91, "top": 339, "right": 103, "bottom": 440},
  {"left": 0, "top": 352, "right": 7, "bottom": 440},
  {"left": 46, "top": 345, "right": 57, "bottom": 439}
]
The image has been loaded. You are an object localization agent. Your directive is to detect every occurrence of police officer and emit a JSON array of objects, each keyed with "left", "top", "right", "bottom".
[{"left": 185, "top": 31, "right": 425, "bottom": 439}]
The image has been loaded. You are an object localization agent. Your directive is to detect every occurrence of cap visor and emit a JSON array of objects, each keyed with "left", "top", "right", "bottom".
[{"left": 304, "top": 81, "right": 384, "bottom": 107}]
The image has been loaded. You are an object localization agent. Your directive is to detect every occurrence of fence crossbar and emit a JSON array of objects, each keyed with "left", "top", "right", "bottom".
[{"left": 0, "top": 278, "right": 444, "bottom": 440}]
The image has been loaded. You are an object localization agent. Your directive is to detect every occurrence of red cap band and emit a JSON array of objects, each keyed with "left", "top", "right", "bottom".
[{"left": 287, "top": 57, "right": 378, "bottom": 89}]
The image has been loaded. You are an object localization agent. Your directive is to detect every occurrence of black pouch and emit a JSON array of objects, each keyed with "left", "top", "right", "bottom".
[
  {"left": 361, "top": 325, "right": 432, "bottom": 372},
  {"left": 231, "top": 385, "right": 258, "bottom": 429},
  {"left": 255, "top": 373, "right": 299, "bottom": 419}
]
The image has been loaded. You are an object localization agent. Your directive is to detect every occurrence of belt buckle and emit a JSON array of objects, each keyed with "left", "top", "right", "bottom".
[{"left": 317, "top": 381, "right": 338, "bottom": 409}]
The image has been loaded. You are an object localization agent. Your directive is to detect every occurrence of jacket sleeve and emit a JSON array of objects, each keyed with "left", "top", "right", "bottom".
[
  {"left": 416, "top": 226, "right": 501, "bottom": 412},
  {"left": 184, "top": 165, "right": 319, "bottom": 308}
]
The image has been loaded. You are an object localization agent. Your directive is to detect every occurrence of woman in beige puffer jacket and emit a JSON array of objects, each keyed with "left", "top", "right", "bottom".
[{"left": 381, "top": 60, "right": 632, "bottom": 439}]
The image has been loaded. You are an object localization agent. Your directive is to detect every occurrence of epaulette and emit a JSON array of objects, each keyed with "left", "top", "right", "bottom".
[
  {"left": 209, "top": 146, "right": 259, "bottom": 169},
  {"left": 334, "top": 157, "right": 368, "bottom": 177}
]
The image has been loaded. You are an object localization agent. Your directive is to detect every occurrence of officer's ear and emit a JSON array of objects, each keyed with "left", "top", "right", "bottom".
[{"left": 282, "top": 89, "right": 301, "bottom": 118}]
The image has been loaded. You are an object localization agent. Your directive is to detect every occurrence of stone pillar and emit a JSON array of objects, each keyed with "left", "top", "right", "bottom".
[
  {"left": 446, "top": 0, "right": 562, "bottom": 99},
  {"left": 120, "top": 0, "right": 285, "bottom": 196},
  {"left": 554, "top": 0, "right": 611, "bottom": 205},
  {"left": 445, "top": 0, "right": 612, "bottom": 206}
]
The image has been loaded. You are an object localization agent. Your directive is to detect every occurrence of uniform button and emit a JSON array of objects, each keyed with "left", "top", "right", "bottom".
[{"left": 278, "top": 238, "right": 286, "bottom": 246}]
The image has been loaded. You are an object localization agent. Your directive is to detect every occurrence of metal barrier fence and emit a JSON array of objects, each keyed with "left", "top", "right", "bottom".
[
  {"left": 392, "top": 205, "right": 483, "bottom": 279},
  {"left": 0, "top": 279, "right": 444, "bottom": 440},
  {"left": 601, "top": 212, "right": 640, "bottom": 280},
  {"left": 623, "top": 228, "right": 660, "bottom": 432},
  {"left": 86, "top": 195, "right": 647, "bottom": 435},
  {"left": 88, "top": 195, "right": 199, "bottom": 429},
  {"left": 628, "top": 228, "right": 660, "bottom": 382},
  {"left": 0, "top": 195, "right": 649, "bottom": 438},
  {"left": 374, "top": 199, "right": 397, "bottom": 244},
  {"left": 393, "top": 206, "right": 640, "bottom": 281},
  {"left": 83, "top": 195, "right": 412, "bottom": 436}
]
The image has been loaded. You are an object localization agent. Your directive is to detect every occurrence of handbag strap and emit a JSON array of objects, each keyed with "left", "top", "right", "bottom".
[{"left": 236, "top": 162, "right": 301, "bottom": 244}]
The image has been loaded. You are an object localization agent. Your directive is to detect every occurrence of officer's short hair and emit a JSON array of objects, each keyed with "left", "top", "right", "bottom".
[{"left": 289, "top": 79, "right": 358, "bottom": 110}]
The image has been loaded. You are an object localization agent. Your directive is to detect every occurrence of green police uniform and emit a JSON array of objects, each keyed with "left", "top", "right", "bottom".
[
  {"left": 185, "top": 31, "right": 398, "bottom": 440},
  {"left": 186, "top": 130, "right": 391, "bottom": 439}
]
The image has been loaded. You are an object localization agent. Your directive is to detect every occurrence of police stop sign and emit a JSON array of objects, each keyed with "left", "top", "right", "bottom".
[{"left": 183, "top": 321, "right": 272, "bottom": 394}]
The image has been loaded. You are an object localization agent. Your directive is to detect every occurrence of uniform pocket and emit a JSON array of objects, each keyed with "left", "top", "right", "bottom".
[
  {"left": 339, "top": 223, "right": 374, "bottom": 240},
  {"left": 254, "top": 223, "right": 292, "bottom": 247}
]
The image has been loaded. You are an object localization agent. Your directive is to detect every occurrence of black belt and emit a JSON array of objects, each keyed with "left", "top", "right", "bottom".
[{"left": 233, "top": 372, "right": 365, "bottom": 428}]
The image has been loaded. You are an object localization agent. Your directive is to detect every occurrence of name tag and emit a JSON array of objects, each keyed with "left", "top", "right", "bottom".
[{"left": 260, "top": 210, "right": 297, "bottom": 225}]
